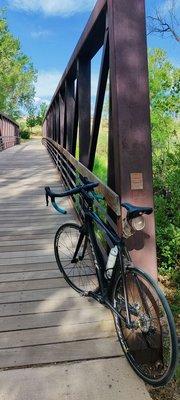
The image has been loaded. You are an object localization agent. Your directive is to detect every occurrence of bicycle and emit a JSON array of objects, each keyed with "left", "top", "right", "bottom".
[{"left": 45, "top": 177, "right": 178, "bottom": 387}]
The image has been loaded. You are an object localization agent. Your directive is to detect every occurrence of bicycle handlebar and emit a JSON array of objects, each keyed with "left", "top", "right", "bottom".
[{"left": 45, "top": 181, "right": 99, "bottom": 214}]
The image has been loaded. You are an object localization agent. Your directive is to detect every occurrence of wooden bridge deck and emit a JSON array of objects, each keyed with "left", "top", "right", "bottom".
[{"left": 0, "top": 140, "right": 121, "bottom": 369}]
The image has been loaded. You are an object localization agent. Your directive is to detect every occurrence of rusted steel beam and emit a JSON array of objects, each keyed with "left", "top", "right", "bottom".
[
  {"left": 45, "top": 0, "right": 107, "bottom": 115},
  {"left": 65, "top": 79, "right": 75, "bottom": 153},
  {"left": 57, "top": 96, "right": 61, "bottom": 144},
  {"left": 88, "top": 30, "right": 109, "bottom": 171},
  {"left": 59, "top": 93, "right": 65, "bottom": 146},
  {"left": 78, "top": 57, "right": 91, "bottom": 166},
  {"left": 108, "top": 0, "right": 157, "bottom": 277},
  {"left": 72, "top": 83, "right": 79, "bottom": 157}
]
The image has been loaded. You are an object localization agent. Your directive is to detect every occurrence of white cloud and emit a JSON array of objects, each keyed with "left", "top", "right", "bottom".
[
  {"left": 35, "top": 70, "right": 62, "bottom": 100},
  {"left": 31, "top": 29, "right": 52, "bottom": 38},
  {"left": 9, "top": 0, "right": 96, "bottom": 16}
]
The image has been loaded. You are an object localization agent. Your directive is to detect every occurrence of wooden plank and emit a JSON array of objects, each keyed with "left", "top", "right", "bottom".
[
  {"left": 0, "top": 307, "right": 111, "bottom": 332},
  {"left": 0, "top": 210, "right": 60, "bottom": 215},
  {"left": 0, "top": 243, "right": 54, "bottom": 252},
  {"left": 0, "top": 139, "right": 119, "bottom": 371},
  {"left": 0, "top": 234, "right": 55, "bottom": 242},
  {"left": 0, "top": 221, "right": 75, "bottom": 233},
  {"left": 0, "top": 320, "right": 115, "bottom": 349},
  {"left": 0, "top": 216, "right": 67, "bottom": 225},
  {"left": 0, "top": 270, "right": 60, "bottom": 282},
  {"left": 0, "top": 297, "right": 99, "bottom": 317},
  {"left": 0, "top": 287, "right": 78, "bottom": 304},
  {"left": 0, "top": 262, "right": 57, "bottom": 274},
  {"left": 0, "top": 277, "right": 69, "bottom": 293},
  {"left": 0, "top": 238, "right": 53, "bottom": 247},
  {"left": 0, "top": 255, "right": 55, "bottom": 266},
  {"left": 0, "top": 234, "right": 56, "bottom": 243},
  {"left": 0, "top": 337, "right": 121, "bottom": 369}
]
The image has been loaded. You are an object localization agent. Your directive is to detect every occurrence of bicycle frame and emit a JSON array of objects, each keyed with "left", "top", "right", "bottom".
[{"left": 74, "top": 202, "right": 135, "bottom": 328}]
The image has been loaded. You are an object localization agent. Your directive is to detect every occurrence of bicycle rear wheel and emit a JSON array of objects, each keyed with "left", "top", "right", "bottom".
[
  {"left": 54, "top": 223, "right": 99, "bottom": 294},
  {"left": 112, "top": 266, "right": 177, "bottom": 386}
]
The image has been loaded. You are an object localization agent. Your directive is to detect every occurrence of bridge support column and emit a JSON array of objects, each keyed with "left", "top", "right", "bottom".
[{"left": 108, "top": 0, "right": 157, "bottom": 278}]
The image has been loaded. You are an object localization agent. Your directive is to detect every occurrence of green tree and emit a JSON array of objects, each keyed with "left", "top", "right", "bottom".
[
  {"left": 148, "top": 49, "right": 180, "bottom": 272},
  {"left": 36, "top": 102, "right": 48, "bottom": 125},
  {"left": 26, "top": 104, "right": 37, "bottom": 132},
  {"left": 0, "top": 8, "right": 37, "bottom": 119}
]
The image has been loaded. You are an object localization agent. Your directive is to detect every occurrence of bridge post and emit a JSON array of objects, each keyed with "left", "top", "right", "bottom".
[
  {"left": 78, "top": 57, "right": 91, "bottom": 166},
  {"left": 108, "top": 0, "right": 157, "bottom": 278}
]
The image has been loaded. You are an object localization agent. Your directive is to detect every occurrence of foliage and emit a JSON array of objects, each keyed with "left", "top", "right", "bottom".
[
  {"left": 149, "top": 49, "right": 180, "bottom": 273},
  {"left": 93, "top": 49, "right": 180, "bottom": 279},
  {"left": 20, "top": 130, "right": 30, "bottom": 140},
  {"left": 36, "top": 102, "right": 48, "bottom": 125},
  {"left": 0, "top": 8, "right": 37, "bottom": 119},
  {"left": 26, "top": 102, "right": 48, "bottom": 130},
  {"left": 26, "top": 115, "right": 37, "bottom": 130}
]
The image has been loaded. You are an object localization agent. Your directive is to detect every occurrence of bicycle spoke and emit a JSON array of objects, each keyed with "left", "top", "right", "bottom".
[
  {"left": 113, "top": 267, "right": 176, "bottom": 384},
  {"left": 55, "top": 224, "right": 99, "bottom": 293}
]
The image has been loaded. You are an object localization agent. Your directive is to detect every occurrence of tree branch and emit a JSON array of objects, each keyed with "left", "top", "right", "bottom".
[{"left": 147, "top": 0, "right": 180, "bottom": 43}]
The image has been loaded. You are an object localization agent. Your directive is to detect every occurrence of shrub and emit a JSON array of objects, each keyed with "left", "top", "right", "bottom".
[
  {"left": 20, "top": 130, "right": 30, "bottom": 140},
  {"left": 153, "top": 143, "right": 180, "bottom": 273}
]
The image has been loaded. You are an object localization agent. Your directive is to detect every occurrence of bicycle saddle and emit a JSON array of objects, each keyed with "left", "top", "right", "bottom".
[{"left": 122, "top": 203, "right": 153, "bottom": 219}]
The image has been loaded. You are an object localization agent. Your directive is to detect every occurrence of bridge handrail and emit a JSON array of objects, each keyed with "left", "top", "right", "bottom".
[{"left": 42, "top": 137, "right": 121, "bottom": 217}]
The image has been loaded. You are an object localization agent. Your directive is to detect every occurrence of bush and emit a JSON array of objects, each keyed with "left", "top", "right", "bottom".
[
  {"left": 20, "top": 130, "right": 30, "bottom": 140},
  {"left": 153, "top": 143, "right": 180, "bottom": 274}
]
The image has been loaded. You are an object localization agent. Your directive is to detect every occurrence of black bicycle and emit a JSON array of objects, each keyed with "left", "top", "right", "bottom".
[{"left": 45, "top": 178, "right": 177, "bottom": 387}]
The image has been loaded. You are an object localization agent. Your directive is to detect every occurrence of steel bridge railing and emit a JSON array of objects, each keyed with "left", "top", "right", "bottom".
[
  {"left": 0, "top": 113, "right": 20, "bottom": 151},
  {"left": 42, "top": 0, "right": 157, "bottom": 278}
]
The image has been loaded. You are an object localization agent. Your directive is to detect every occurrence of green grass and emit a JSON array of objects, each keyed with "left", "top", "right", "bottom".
[{"left": 93, "top": 121, "right": 108, "bottom": 183}]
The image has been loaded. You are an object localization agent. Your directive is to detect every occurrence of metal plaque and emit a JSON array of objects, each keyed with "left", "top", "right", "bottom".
[{"left": 130, "top": 173, "right": 143, "bottom": 190}]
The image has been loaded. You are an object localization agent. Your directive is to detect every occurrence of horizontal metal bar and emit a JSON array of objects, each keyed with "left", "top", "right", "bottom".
[{"left": 42, "top": 137, "right": 121, "bottom": 217}]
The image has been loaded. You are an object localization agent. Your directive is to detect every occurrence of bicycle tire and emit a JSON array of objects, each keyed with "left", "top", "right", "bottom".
[
  {"left": 112, "top": 266, "right": 178, "bottom": 387},
  {"left": 54, "top": 223, "right": 99, "bottom": 294}
]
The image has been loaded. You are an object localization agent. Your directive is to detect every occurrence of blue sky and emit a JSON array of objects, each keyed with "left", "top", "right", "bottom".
[{"left": 1, "top": 0, "right": 180, "bottom": 107}]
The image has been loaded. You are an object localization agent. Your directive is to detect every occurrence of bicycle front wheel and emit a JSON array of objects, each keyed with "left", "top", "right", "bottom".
[
  {"left": 112, "top": 266, "right": 178, "bottom": 386},
  {"left": 54, "top": 223, "right": 99, "bottom": 294}
]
